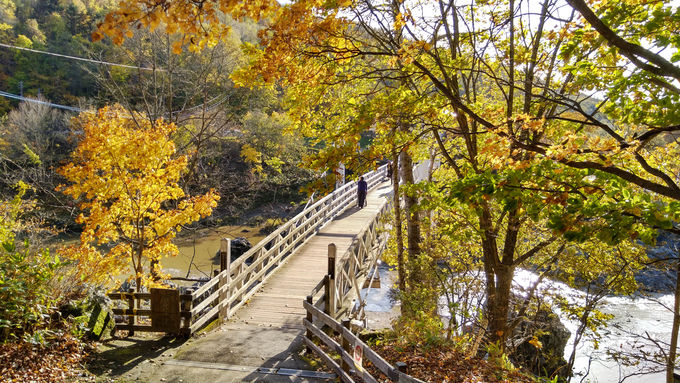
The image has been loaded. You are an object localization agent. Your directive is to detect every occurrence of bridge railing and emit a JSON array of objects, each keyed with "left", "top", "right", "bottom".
[
  {"left": 186, "top": 164, "right": 388, "bottom": 333},
  {"left": 330, "top": 159, "right": 432, "bottom": 320},
  {"left": 328, "top": 196, "right": 391, "bottom": 319},
  {"left": 301, "top": 160, "right": 432, "bottom": 382},
  {"left": 302, "top": 298, "right": 424, "bottom": 383}
]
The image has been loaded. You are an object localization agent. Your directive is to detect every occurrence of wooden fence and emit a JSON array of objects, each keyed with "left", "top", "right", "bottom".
[
  {"left": 109, "top": 164, "right": 388, "bottom": 336},
  {"left": 328, "top": 198, "right": 391, "bottom": 320},
  {"left": 108, "top": 289, "right": 193, "bottom": 336},
  {"left": 303, "top": 287, "right": 424, "bottom": 383}
]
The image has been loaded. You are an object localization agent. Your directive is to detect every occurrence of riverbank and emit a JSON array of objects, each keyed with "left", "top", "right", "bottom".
[{"left": 359, "top": 265, "right": 672, "bottom": 383}]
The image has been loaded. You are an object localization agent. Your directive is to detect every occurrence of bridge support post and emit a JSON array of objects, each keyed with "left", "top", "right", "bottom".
[
  {"left": 127, "top": 293, "right": 135, "bottom": 336},
  {"left": 219, "top": 238, "right": 231, "bottom": 320},
  {"left": 341, "top": 318, "right": 351, "bottom": 374},
  {"left": 325, "top": 243, "right": 337, "bottom": 318},
  {"left": 305, "top": 295, "right": 313, "bottom": 354}
]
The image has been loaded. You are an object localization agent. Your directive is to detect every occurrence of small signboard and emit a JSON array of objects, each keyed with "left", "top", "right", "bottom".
[{"left": 353, "top": 343, "right": 363, "bottom": 371}]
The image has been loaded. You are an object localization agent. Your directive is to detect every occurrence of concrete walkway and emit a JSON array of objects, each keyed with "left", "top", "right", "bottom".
[{"left": 129, "top": 181, "right": 393, "bottom": 383}]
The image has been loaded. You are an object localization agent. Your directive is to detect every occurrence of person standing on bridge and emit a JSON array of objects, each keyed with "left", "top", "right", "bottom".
[
  {"left": 357, "top": 176, "right": 368, "bottom": 209},
  {"left": 386, "top": 161, "right": 393, "bottom": 183}
]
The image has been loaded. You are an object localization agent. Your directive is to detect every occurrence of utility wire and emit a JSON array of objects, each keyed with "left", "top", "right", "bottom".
[
  {"left": 0, "top": 90, "right": 82, "bottom": 112},
  {"left": 0, "top": 89, "right": 229, "bottom": 116},
  {"left": 0, "top": 42, "right": 163, "bottom": 72}
]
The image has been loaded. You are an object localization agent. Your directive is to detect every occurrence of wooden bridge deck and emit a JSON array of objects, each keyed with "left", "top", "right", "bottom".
[
  {"left": 230, "top": 180, "right": 392, "bottom": 329},
  {"left": 144, "top": 181, "right": 393, "bottom": 382}
]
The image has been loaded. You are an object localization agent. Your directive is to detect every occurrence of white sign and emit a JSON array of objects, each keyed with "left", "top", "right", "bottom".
[{"left": 353, "top": 343, "right": 363, "bottom": 371}]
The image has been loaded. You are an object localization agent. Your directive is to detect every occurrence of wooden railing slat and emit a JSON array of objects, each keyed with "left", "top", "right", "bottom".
[
  {"left": 189, "top": 303, "right": 220, "bottom": 333},
  {"left": 112, "top": 308, "right": 151, "bottom": 316},
  {"left": 302, "top": 300, "right": 342, "bottom": 332},
  {"left": 190, "top": 288, "right": 221, "bottom": 316},
  {"left": 303, "top": 319, "right": 378, "bottom": 383},
  {"left": 303, "top": 338, "right": 354, "bottom": 383},
  {"left": 107, "top": 292, "right": 152, "bottom": 300},
  {"left": 191, "top": 277, "right": 220, "bottom": 299}
]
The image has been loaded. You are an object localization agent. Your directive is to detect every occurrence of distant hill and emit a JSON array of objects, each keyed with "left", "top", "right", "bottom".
[{"left": 0, "top": 0, "right": 118, "bottom": 114}]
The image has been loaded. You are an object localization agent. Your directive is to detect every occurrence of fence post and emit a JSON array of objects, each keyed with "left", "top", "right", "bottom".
[
  {"left": 127, "top": 293, "right": 135, "bottom": 336},
  {"left": 341, "top": 318, "right": 351, "bottom": 374},
  {"left": 305, "top": 295, "right": 313, "bottom": 353},
  {"left": 219, "top": 238, "right": 231, "bottom": 320},
  {"left": 276, "top": 234, "right": 283, "bottom": 267},
  {"left": 325, "top": 243, "right": 337, "bottom": 318},
  {"left": 182, "top": 292, "right": 193, "bottom": 336},
  {"left": 396, "top": 361, "right": 408, "bottom": 374},
  {"left": 257, "top": 248, "right": 264, "bottom": 282},
  {"left": 220, "top": 238, "right": 231, "bottom": 273}
]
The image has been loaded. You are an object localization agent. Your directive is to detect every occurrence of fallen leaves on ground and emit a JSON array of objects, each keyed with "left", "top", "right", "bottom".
[
  {"left": 0, "top": 335, "right": 90, "bottom": 382},
  {"left": 366, "top": 343, "right": 536, "bottom": 383}
]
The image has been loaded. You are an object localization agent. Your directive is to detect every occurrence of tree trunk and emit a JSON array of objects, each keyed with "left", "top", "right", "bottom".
[
  {"left": 151, "top": 258, "right": 161, "bottom": 281},
  {"left": 399, "top": 150, "right": 421, "bottom": 263},
  {"left": 392, "top": 152, "right": 406, "bottom": 294},
  {"left": 489, "top": 263, "right": 513, "bottom": 347},
  {"left": 478, "top": 203, "right": 514, "bottom": 348},
  {"left": 667, "top": 258, "right": 680, "bottom": 383}
]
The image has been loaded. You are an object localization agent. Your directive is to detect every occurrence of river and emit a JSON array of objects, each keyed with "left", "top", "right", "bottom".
[
  {"left": 162, "top": 225, "right": 266, "bottom": 280},
  {"left": 513, "top": 269, "right": 671, "bottom": 383},
  {"left": 359, "top": 266, "right": 672, "bottom": 383}
]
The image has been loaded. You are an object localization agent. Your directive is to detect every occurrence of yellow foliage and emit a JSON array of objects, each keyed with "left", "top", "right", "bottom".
[
  {"left": 240, "top": 143, "right": 263, "bottom": 173},
  {"left": 94, "top": 0, "right": 279, "bottom": 53},
  {"left": 528, "top": 336, "right": 543, "bottom": 350},
  {"left": 58, "top": 105, "right": 220, "bottom": 288}
]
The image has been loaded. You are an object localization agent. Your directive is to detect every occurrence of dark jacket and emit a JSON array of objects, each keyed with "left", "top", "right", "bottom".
[{"left": 357, "top": 180, "right": 368, "bottom": 193}]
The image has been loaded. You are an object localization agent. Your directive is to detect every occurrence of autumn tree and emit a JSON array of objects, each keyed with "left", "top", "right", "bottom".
[
  {"left": 58, "top": 105, "right": 219, "bottom": 289},
  {"left": 93, "top": 15, "right": 314, "bottom": 222},
  {"left": 226, "top": 0, "right": 651, "bottom": 352},
  {"left": 486, "top": 0, "right": 680, "bottom": 380},
  {"left": 95, "top": 0, "right": 663, "bottom": 378}
]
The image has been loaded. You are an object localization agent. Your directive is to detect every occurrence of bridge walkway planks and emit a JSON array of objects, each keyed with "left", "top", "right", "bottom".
[
  {"left": 143, "top": 180, "right": 393, "bottom": 382},
  {"left": 230, "top": 180, "right": 392, "bottom": 329}
]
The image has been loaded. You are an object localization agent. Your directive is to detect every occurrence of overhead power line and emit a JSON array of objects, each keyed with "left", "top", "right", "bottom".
[
  {"left": 0, "top": 42, "right": 163, "bottom": 72},
  {"left": 0, "top": 89, "right": 228, "bottom": 116},
  {"left": 0, "top": 90, "right": 82, "bottom": 112}
]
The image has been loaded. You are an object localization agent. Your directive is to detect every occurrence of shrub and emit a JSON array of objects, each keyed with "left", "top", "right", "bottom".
[{"left": 0, "top": 183, "right": 64, "bottom": 343}]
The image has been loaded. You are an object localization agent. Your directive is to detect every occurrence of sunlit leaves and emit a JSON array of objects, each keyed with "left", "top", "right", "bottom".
[
  {"left": 96, "top": 0, "right": 278, "bottom": 51},
  {"left": 58, "top": 105, "right": 219, "bottom": 287}
]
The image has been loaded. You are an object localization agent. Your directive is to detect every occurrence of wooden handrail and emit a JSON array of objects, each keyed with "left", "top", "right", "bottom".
[
  {"left": 330, "top": 160, "right": 431, "bottom": 318},
  {"left": 301, "top": 161, "right": 432, "bottom": 382},
  {"left": 302, "top": 300, "right": 424, "bottom": 383},
  {"left": 331, "top": 197, "right": 391, "bottom": 318}
]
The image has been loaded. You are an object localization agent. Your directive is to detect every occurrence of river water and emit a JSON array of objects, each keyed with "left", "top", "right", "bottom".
[
  {"left": 513, "top": 269, "right": 671, "bottom": 383},
  {"left": 359, "top": 266, "right": 672, "bottom": 383},
  {"left": 162, "top": 225, "right": 265, "bottom": 280}
]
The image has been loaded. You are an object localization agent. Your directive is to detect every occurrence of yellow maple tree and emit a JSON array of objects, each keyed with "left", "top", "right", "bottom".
[{"left": 58, "top": 105, "right": 220, "bottom": 289}]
